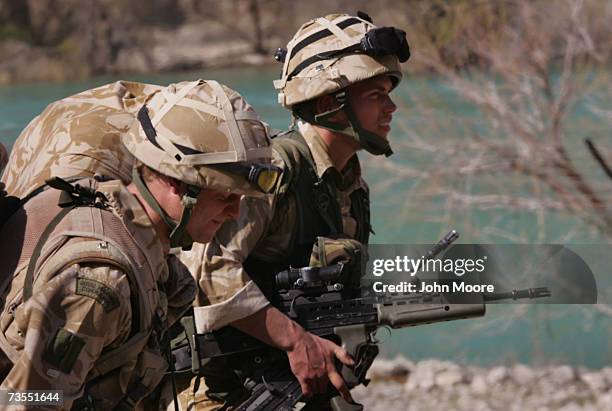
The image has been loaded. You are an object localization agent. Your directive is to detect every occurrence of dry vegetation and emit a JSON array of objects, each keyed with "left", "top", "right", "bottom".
[
  {"left": 366, "top": 0, "right": 612, "bottom": 243},
  {"left": 1, "top": 0, "right": 610, "bottom": 242}
]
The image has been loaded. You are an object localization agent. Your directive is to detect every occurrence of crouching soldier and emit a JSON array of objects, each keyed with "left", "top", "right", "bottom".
[{"left": 0, "top": 80, "right": 279, "bottom": 410}]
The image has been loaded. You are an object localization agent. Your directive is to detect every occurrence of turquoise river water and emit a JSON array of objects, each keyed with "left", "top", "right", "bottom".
[{"left": 1, "top": 66, "right": 610, "bottom": 368}]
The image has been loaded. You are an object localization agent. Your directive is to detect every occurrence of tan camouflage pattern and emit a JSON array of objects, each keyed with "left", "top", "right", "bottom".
[
  {"left": 2, "top": 79, "right": 274, "bottom": 200},
  {"left": 0, "top": 178, "right": 195, "bottom": 409},
  {"left": 1, "top": 81, "right": 162, "bottom": 199},
  {"left": 275, "top": 13, "right": 403, "bottom": 108},
  {"left": 163, "top": 122, "right": 369, "bottom": 410},
  {"left": 1, "top": 263, "right": 133, "bottom": 409},
  {"left": 122, "top": 80, "right": 274, "bottom": 197}
]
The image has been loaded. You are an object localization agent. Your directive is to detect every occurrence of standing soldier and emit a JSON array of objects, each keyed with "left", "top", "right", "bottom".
[
  {"left": 0, "top": 80, "right": 279, "bottom": 409},
  {"left": 171, "top": 12, "right": 409, "bottom": 410}
]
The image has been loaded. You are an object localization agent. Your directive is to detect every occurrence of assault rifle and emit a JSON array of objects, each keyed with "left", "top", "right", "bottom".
[{"left": 173, "top": 231, "right": 551, "bottom": 411}]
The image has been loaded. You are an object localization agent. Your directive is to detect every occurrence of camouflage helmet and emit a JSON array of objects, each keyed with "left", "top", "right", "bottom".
[
  {"left": 273, "top": 13, "right": 409, "bottom": 157},
  {"left": 122, "top": 80, "right": 280, "bottom": 249},
  {"left": 122, "top": 79, "right": 276, "bottom": 197},
  {"left": 274, "top": 13, "right": 405, "bottom": 109}
]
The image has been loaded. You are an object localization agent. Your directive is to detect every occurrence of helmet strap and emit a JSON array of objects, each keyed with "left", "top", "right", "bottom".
[
  {"left": 131, "top": 167, "right": 200, "bottom": 250},
  {"left": 313, "top": 92, "right": 393, "bottom": 157},
  {"left": 168, "top": 186, "right": 200, "bottom": 251}
]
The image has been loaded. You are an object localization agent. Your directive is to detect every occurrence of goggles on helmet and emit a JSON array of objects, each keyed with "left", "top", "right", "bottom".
[
  {"left": 276, "top": 26, "right": 409, "bottom": 82},
  {"left": 360, "top": 27, "right": 410, "bottom": 62},
  {"left": 209, "top": 163, "right": 282, "bottom": 194}
]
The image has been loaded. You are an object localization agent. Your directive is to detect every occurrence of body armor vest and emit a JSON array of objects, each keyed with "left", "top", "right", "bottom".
[
  {"left": 244, "top": 131, "right": 371, "bottom": 297},
  {"left": 0, "top": 178, "right": 167, "bottom": 410}
]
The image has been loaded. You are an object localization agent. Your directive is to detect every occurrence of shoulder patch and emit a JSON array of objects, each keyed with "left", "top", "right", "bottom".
[
  {"left": 76, "top": 277, "right": 120, "bottom": 313},
  {"left": 43, "top": 328, "right": 86, "bottom": 374}
]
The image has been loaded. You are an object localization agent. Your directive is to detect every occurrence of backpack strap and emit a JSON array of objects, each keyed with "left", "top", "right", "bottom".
[{"left": 0, "top": 176, "right": 87, "bottom": 234}]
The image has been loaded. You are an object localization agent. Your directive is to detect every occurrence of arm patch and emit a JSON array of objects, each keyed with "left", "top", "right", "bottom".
[
  {"left": 75, "top": 277, "right": 120, "bottom": 313},
  {"left": 43, "top": 328, "right": 86, "bottom": 374}
]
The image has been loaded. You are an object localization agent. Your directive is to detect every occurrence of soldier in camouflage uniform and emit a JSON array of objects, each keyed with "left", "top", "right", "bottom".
[
  {"left": 169, "top": 12, "right": 409, "bottom": 410},
  {"left": 0, "top": 80, "right": 279, "bottom": 410}
]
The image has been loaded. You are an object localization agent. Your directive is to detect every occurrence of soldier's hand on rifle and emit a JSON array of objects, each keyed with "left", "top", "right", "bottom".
[
  {"left": 232, "top": 305, "right": 355, "bottom": 402},
  {"left": 287, "top": 329, "right": 355, "bottom": 401}
]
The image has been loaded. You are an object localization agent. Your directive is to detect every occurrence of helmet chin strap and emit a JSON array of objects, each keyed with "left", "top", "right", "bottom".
[
  {"left": 131, "top": 167, "right": 200, "bottom": 251},
  {"left": 313, "top": 91, "right": 393, "bottom": 157}
]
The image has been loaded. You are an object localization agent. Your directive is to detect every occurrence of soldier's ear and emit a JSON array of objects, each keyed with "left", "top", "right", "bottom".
[
  {"left": 315, "top": 95, "right": 340, "bottom": 115},
  {"left": 167, "top": 177, "right": 185, "bottom": 196},
  {"left": 152, "top": 172, "right": 183, "bottom": 197},
  {"left": 315, "top": 95, "right": 348, "bottom": 124}
]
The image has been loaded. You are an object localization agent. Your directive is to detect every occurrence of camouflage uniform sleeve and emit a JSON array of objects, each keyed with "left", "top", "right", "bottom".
[
  {"left": 182, "top": 195, "right": 275, "bottom": 333},
  {"left": 1, "top": 263, "right": 132, "bottom": 409}
]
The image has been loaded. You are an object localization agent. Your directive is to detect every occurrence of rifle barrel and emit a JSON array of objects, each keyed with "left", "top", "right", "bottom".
[
  {"left": 423, "top": 230, "right": 459, "bottom": 260},
  {"left": 484, "top": 287, "right": 551, "bottom": 301}
]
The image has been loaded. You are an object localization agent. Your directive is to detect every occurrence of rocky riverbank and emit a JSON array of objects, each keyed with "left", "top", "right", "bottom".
[
  {"left": 0, "top": 21, "right": 275, "bottom": 85},
  {"left": 4, "top": 1, "right": 609, "bottom": 85},
  {"left": 351, "top": 357, "right": 612, "bottom": 411}
]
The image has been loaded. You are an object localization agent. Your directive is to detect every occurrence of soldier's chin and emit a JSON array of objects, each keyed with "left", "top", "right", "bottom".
[{"left": 377, "top": 125, "right": 391, "bottom": 139}]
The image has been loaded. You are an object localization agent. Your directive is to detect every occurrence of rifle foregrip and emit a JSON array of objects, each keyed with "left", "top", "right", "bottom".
[{"left": 377, "top": 302, "right": 485, "bottom": 328}]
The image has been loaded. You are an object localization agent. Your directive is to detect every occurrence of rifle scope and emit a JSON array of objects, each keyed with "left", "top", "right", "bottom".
[{"left": 275, "top": 264, "right": 345, "bottom": 290}]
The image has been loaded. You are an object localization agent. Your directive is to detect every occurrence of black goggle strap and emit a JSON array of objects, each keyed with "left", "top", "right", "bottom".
[
  {"left": 131, "top": 167, "right": 200, "bottom": 250},
  {"left": 283, "top": 27, "right": 409, "bottom": 83},
  {"left": 279, "top": 16, "right": 363, "bottom": 81},
  {"left": 137, "top": 106, "right": 207, "bottom": 162}
]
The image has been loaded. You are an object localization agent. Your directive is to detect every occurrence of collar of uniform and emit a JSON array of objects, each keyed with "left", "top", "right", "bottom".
[
  {"left": 297, "top": 121, "right": 364, "bottom": 191},
  {"left": 297, "top": 121, "right": 334, "bottom": 178}
]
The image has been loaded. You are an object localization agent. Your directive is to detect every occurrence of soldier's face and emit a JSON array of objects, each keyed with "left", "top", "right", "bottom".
[
  {"left": 346, "top": 75, "right": 397, "bottom": 139},
  {"left": 187, "top": 188, "right": 242, "bottom": 242}
]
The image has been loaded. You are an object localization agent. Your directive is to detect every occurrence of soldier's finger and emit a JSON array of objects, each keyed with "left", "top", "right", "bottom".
[
  {"left": 328, "top": 370, "right": 352, "bottom": 402},
  {"left": 299, "top": 379, "right": 312, "bottom": 398},
  {"left": 334, "top": 347, "right": 355, "bottom": 366}
]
